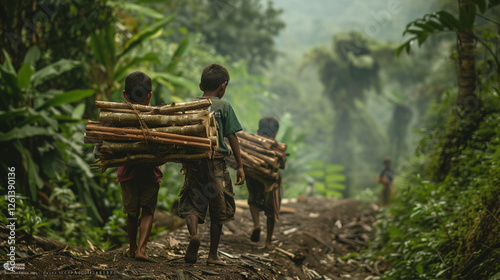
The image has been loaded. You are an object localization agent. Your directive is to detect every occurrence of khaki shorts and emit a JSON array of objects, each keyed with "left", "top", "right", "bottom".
[
  {"left": 179, "top": 159, "right": 235, "bottom": 224},
  {"left": 120, "top": 179, "right": 159, "bottom": 217}
]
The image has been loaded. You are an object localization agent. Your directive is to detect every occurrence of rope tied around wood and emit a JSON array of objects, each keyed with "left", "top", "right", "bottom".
[{"left": 124, "top": 100, "right": 155, "bottom": 152}]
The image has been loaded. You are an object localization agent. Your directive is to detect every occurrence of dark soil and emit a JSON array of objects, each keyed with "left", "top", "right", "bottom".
[{"left": 1, "top": 197, "right": 383, "bottom": 280}]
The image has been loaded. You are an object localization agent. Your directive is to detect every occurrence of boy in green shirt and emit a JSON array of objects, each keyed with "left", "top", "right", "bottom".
[{"left": 178, "top": 64, "right": 245, "bottom": 265}]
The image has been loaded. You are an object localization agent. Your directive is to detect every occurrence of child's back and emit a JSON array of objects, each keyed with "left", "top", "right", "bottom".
[
  {"left": 246, "top": 116, "right": 282, "bottom": 250},
  {"left": 117, "top": 71, "right": 163, "bottom": 261},
  {"left": 178, "top": 64, "right": 245, "bottom": 265}
]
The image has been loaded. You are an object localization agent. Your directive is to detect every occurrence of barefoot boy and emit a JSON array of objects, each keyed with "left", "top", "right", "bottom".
[
  {"left": 246, "top": 116, "right": 282, "bottom": 250},
  {"left": 178, "top": 64, "right": 245, "bottom": 265},
  {"left": 117, "top": 71, "right": 163, "bottom": 260}
]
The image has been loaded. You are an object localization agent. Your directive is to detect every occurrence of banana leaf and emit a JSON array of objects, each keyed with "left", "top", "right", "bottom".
[
  {"left": 0, "top": 125, "right": 55, "bottom": 142},
  {"left": 119, "top": 14, "right": 176, "bottom": 59},
  {"left": 31, "top": 59, "right": 83, "bottom": 88},
  {"left": 36, "top": 89, "right": 94, "bottom": 111}
]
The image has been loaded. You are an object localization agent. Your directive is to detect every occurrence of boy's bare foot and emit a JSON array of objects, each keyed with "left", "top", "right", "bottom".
[
  {"left": 135, "top": 249, "right": 148, "bottom": 261},
  {"left": 185, "top": 235, "right": 200, "bottom": 264},
  {"left": 125, "top": 248, "right": 136, "bottom": 258},
  {"left": 250, "top": 227, "right": 261, "bottom": 242}
]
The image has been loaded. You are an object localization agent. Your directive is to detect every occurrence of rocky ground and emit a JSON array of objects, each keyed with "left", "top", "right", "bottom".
[{"left": 1, "top": 197, "right": 384, "bottom": 279}]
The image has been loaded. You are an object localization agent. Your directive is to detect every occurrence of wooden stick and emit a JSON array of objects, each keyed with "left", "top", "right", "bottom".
[
  {"left": 239, "top": 139, "right": 277, "bottom": 157},
  {"left": 150, "top": 124, "right": 209, "bottom": 137},
  {"left": 240, "top": 150, "right": 267, "bottom": 168},
  {"left": 89, "top": 122, "right": 210, "bottom": 138},
  {"left": 84, "top": 131, "right": 211, "bottom": 150},
  {"left": 237, "top": 136, "right": 286, "bottom": 169},
  {"left": 96, "top": 152, "right": 212, "bottom": 170},
  {"left": 276, "top": 247, "right": 295, "bottom": 259},
  {"left": 226, "top": 155, "right": 279, "bottom": 181},
  {"left": 86, "top": 124, "right": 211, "bottom": 145},
  {"left": 236, "top": 131, "right": 275, "bottom": 149},
  {"left": 100, "top": 108, "right": 204, "bottom": 116},
  {"left": 95, "top": 99, "right": 212, "bottom": 114},
  {"left": 244, "top": 147, "right": 278, "bottom": 168},
  {"left": 99, "top": 111, "right": 209, "bottom": 127},
  {"left": 98, "top": 141, "right": 205, "bottom": 154}
]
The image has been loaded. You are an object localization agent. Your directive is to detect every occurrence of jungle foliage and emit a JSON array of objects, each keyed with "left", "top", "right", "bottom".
[
  {"left": 0, "top": 1, "right": 499, "bottom": 278},
  {"left": 367, "top": 1, "right": 500, "bottom": 279},
  {"left": 0, "top": 0, "right": 289, "bottom": 250}
]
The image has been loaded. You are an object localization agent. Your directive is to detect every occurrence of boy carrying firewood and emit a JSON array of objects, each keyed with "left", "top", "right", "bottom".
[
  {"left": 178, "top": 63, "right": 245, "bottom": 265},
  {"left": 116, "top": 71, "right": 163, "bottom": 261},
  {"left": 246, "top": 116, "right": 282, "bottom": 250}
]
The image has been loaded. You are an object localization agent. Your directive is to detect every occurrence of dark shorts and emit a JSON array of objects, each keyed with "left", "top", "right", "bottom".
[
  {"left": 179, "top": 159, "right": 235, "bottom": 224},
  {"left": 120, "top": 179, "right": 160, "bottom": 217},
  {"left": 247, "top": 175, "right": 281, "bottom": 218}
]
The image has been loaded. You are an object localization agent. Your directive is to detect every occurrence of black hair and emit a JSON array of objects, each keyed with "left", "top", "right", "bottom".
[
  {"left": 124, "top": 71, "right": 152, "bottom": 103},
  {"left": 258, "top": 116, "right": 280, "bottom": 138},
  {"left": 200, "top": 64, "right": 230, "bottom": 91}
]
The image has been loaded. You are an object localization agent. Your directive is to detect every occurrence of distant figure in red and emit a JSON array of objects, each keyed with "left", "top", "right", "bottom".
[
  {"left": 376, "top": 157, "right": 394, "bottom": 206},
  {"left": 246, "top": 116, "right": 282, "bottom": 250},
  {"left": 117, "top": 71, "right": 163, "bottom": 261}
]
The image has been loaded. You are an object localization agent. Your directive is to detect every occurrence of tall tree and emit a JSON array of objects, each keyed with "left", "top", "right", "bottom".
[
  {"left": 398, "top": 0, "right": 500, "bottom": 111},
  {"left": 398, "top": 0, "right": 500, "bottom": 180},
  {"left": 150, "top": 0, "right": 285, "bottom": 72},
  {"left": 0, "top": 0, "right": 113, "bottom": 70},
  {"left": 300, "top": 31, "right": 390, "bottom": 196},
  {"left": 457, "top": 0, "right": 478, "bottom": 109}
]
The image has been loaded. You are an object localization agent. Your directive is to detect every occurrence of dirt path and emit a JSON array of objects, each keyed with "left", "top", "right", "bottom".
[{"left": 2, "top": 197, "right": 382, "bottom": 280}]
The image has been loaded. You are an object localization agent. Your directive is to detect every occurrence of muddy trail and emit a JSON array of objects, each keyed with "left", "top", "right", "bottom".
[{"left": 2, "top": 197, "right": 383, "bottom": 280}]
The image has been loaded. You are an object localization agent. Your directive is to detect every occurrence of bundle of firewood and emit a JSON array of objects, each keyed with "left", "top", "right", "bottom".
[
  {"left": 84, "top": 99, "right": 218, "bottom": 171},
  {"left": 226, "top": 131, "right": 287, "bottom": 187}
]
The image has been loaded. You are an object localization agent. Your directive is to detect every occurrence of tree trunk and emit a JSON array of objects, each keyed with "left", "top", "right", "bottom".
[
  {"left": 457, "top": 0, "right": 478, "bottom": 110},
  {"left": 332, "top": 107, "right": 353, "bottom": 198}
]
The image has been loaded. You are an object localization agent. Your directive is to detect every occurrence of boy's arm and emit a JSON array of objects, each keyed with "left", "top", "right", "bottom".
[{"left": 227, "top": 133, "right": 245, "bottom": 185}]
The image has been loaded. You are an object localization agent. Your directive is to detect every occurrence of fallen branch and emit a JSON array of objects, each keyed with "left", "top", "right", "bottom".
[{"left": 275, "top": 247, "right": 295, "bottom": 259}]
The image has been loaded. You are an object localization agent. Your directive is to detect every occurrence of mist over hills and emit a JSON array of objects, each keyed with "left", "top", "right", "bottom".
[{"left": 273, "top": 0, "right": 437, "bottom": 51}]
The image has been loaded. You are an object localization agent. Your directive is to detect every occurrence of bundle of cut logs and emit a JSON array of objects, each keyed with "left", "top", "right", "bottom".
[
  {"left": 226, "top": 131, "right": 287, "bottom": 186},
  {"left": 84, "top": 99, "right": 218, "bottom": 171}
]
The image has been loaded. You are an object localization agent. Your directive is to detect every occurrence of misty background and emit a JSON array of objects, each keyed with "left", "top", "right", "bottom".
[
  {"left": 252, "top": 0, "right": 439, "bottom": 198},
  {"left": 0, "top": 0, "right": 461, "bottom": 251}
]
